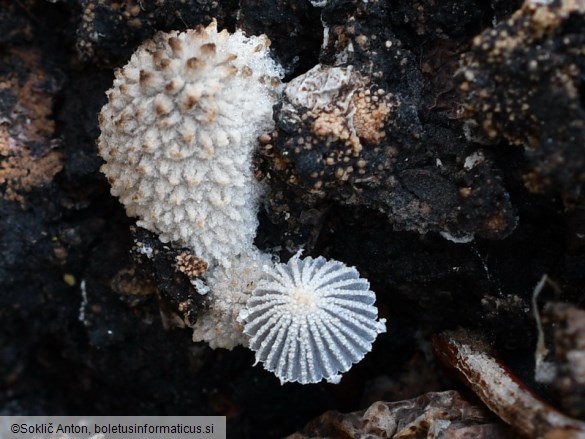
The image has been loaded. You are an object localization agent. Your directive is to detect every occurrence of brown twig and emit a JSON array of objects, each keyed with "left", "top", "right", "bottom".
[{"left": 432, "top": 328, "right": 585, "bottom": 438}]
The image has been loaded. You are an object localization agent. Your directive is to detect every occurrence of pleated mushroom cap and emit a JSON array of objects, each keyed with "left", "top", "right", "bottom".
[{"left": 240, "top": 253, "right": 386, "bottom": 384}]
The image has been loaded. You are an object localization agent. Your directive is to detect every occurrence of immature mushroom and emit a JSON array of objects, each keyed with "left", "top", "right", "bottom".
[
  {"left": 98, "top": 20, "right": 286, "bottom": 349},
  {"left": 97, "top": 20, "right": 283, "bottom": 269}
]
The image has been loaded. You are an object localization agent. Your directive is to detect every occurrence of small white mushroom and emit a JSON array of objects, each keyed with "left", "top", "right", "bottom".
[{"left": 240, "top": 252, "right": 387, "bottom": 384}]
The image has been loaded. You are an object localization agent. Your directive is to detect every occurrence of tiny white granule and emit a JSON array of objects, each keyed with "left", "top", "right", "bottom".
[
  {"left": 463, "top": 151, "right": 485, "bottom": 171},
  {"left": 240, "top": 252, "right": 387, "bottom": 384}
]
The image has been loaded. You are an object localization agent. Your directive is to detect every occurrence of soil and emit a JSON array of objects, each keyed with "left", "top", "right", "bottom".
[{"left": 1, "top": 0, "right": 584, "bottom": 437}]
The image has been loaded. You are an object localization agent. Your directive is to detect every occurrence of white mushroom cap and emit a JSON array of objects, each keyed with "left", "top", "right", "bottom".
[{"left": 240, "top": 252, "right": 387, "bottom": 384}]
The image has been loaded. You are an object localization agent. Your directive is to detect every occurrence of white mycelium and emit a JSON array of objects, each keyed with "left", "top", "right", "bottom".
[
  {"left": 240, "top": 253, "right": 387, "bottom": 384},
  {"left": 192, "top": 249, "right": 272, "bottom": 349}
]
